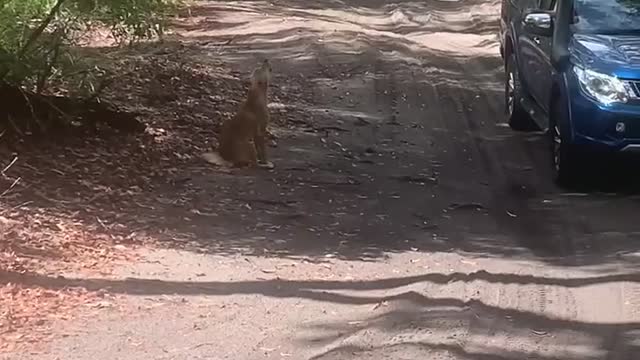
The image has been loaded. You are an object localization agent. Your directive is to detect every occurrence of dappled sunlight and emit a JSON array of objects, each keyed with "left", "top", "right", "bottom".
[
  {"left": 4, "top": 249, "right": 638, "bottom": 358},
  {"left": 4, "top": 0, "right": 640, "bottom": 357},
  {"left": 308, "top": 341, "right": 612, "bottom": 360},
  {"left": 307, "top": 330, "right": 608, "bottom": 359},
  {"left": 175, "top": 0, "right": 500, "bottom": 56},
  {"left": 293, "top": 268, "right": 639, "bottom": 358}
]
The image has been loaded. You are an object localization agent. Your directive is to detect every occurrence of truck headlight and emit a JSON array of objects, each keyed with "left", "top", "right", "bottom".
[{"left": 573, "top": 66, "right": 629, "bottom": 105}]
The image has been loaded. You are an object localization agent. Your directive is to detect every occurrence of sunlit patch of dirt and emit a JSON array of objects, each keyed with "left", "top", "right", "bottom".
[
  {"left": 171, "top": 0, "right": 500, "bottom": 56},
  {"left": 0, "top": 283, "right": 117, "bottom": 354}
]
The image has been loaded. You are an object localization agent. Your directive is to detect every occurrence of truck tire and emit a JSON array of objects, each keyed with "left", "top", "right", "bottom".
[
  {"left": 549, "top": 97, "right": 583, "bottom": 187},
  {"left": 505, "top": 53, "right": 536, "bottom": 131}
]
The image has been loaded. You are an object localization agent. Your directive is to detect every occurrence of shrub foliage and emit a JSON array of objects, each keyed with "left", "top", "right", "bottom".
[{"left": 0, "top": 0, "right": 180, "bottom": 93}]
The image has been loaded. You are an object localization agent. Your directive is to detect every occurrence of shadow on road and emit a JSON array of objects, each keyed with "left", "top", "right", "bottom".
[
  {"left": 2, "top": 269, "right": 638, "bottom": 358},
  {"left": 1, "top": 0, "right": 640, "bottom": 272},
  {"left": 4, "top": 268, "right": 640, "bottom": 294}
]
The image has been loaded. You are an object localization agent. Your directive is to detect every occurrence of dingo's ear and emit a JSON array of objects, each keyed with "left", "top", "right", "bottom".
[{"left": 261, "top": 59, "right": 271, "bottom": 71}]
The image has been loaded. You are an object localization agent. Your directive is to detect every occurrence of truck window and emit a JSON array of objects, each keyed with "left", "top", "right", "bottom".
[
  {"left": 539, "top": 0, "right": 557, "bottom": 10},
  {"left": 573, "top": 0, "right": 640, "bottom": 34}
]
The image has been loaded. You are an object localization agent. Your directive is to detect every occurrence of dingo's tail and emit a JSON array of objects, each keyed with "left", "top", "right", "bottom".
[{"left": 201, "top": 152, "right": 231, "bottom": 167}]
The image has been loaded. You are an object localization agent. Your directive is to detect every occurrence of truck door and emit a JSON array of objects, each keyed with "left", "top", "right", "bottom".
[{"left": 519, "top": 0, "right": 556, "bottom": 127}]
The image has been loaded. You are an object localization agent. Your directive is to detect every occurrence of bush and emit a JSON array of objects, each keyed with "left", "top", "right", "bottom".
[{"left": 0, "top": 0, "right": 181, "bottom": 93}]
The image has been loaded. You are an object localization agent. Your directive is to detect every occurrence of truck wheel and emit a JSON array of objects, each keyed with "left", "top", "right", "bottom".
[
  {"left": 505, "top": 53, "right": 535, "bottom": 131},
  {"left": 549, "top": 98, "right": 582, "bottom": 187}
]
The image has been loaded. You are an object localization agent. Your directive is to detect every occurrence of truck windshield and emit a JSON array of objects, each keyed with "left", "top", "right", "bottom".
[{"left": 573, "top": 0, "right": 640, "bottom": 34}]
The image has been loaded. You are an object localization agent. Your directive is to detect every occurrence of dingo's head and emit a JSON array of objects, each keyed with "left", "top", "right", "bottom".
[{"left": 251, "top": 59, "right": 272, "bottom": 89}]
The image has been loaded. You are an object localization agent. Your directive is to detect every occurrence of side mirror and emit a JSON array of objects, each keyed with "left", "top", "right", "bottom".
[{"left": 523, "top": 12, "right": 554, "bottom": 37}]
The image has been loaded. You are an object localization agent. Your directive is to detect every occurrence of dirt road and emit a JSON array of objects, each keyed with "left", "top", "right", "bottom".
[{"left": 5, "top": 0, "right": 640, "bottom": 359}]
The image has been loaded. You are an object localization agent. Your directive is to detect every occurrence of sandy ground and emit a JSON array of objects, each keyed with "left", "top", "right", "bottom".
[{"left": 3, "top": 0, "right": 640, "bottom": 359}]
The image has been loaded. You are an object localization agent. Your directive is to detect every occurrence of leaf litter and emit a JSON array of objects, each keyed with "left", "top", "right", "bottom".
[{"left": 0, "top": 30, "right": 314, "bottom": 353}]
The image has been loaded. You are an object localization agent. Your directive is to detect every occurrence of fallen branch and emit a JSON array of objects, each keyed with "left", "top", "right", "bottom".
[
  {"left": 239, "top": 198, "right": 298, "bottom": 208},
  {"left": 303, "top": 178, "right": 362, "bottom": 186},
  {"left": 447, "top": 203, "right": 486, "bottom": 211},
  {"left": 0, "top": 82, "right": 145, "bottom": 135},
  {"left": 314, "top": 126, "right": 349, "bottom": 132},
  {"left": 1, "top": 156, "right": 18, "bottom": 178},
  {"left": 0, "top": 156, "right": 20, "bottom": 198},
  {"left": 390, "top": 175, "right": 438, "bottom": 185},
  {"left": 0, "top": 177, "right": 21, "bottom": 198}
]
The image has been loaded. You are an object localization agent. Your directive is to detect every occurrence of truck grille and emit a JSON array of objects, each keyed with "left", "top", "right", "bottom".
[
  {"left": 623, "top": 119, "right": 640, "bottom": 138},
  {"left": 624, "top": 80, "right": 640, "bottom": 99}
]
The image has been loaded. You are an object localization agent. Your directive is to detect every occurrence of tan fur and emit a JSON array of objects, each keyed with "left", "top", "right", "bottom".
[{"left": 205, "top": 59, "right": 274, "bottom": 169}]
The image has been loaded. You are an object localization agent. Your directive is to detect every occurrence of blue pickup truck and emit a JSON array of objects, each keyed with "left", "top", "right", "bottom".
[{"left": 499, "top": 0, "right": 640, "bottom": 186}]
